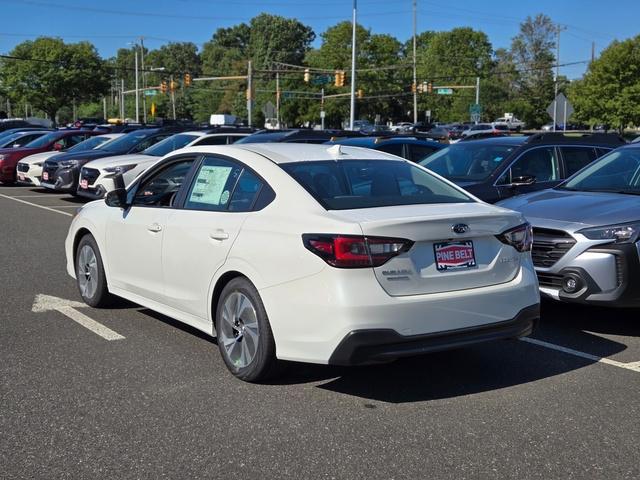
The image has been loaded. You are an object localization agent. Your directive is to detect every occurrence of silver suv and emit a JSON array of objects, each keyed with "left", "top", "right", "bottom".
[{"left": 498, "top": 143, "right": 640, "bottom": 307}]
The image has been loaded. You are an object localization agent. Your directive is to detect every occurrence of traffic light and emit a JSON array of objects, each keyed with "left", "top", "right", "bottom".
[
  {"left": 357, "top": 89, "right": 364, "bottom": 99},
  {"left": 160, "top": 80, "right": 168, "bottom": 94},
  {"left": 411, "top": 82, "right": 417, "bottom": 93},
  {"left": 170, "top": 80, "right": 177, "bottom": 92},
  {"left": 184, "top": 73, "right": 192, "bottom": 87},
  {"left": 303, "top": 68, "right": 310, "bottom": 83},
  {"left": 334, "top": 70, "right": 345, "bottom": 87},
  {"left": 426, "top": 81, "right": 433, "bottom": 94}
]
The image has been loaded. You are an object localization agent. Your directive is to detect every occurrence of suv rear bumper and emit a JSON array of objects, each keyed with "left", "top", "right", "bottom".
[{"left": 328, "top": 304, "right": 539, "bottom": 365}]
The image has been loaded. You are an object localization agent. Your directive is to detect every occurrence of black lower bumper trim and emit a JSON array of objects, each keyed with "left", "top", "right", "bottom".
[{"left": 328, "top": 304, "right": 540, "bottom": 366}]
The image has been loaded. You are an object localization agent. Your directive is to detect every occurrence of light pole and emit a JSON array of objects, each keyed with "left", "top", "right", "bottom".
[
  {"left": 349, "top": 0, "right": 357, "bottom": 130},
  {"left": 412, "top": 0, "right": 418, "bottom": 124}
]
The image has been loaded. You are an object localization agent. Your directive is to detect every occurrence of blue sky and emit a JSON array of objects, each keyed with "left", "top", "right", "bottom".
[{"left": 1, "top": 0, "right": 638, "bottom": 79}]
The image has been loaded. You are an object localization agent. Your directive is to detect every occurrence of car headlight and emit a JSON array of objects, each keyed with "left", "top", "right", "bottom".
[
  {"left": 578, "top": 222, "right": 640, "bottom": 244},
  {"left": 104, "top": 164, "right": 137, "bottom": 174},
  {"left": 0, "top": 154, "right": 6, "bottom": 161},
  {"left": 59, "top": 159, "right": 80, "bottom": 168}
]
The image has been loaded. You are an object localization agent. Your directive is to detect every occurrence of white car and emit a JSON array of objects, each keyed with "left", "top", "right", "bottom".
[
  {"left": 461, "top": 123, "right": 503, "bottom": 138},
  {"left": 77, "top": 131, "right": 249, "bottom": 199},
  {"left": 16, "top": 134, "right": 123, "bottom": 186},
  {"left": 65, "top": 143, "right": 540, "bottom": 382}
]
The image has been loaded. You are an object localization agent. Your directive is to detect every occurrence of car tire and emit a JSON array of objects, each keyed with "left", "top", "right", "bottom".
[
  {"left": 215, "top": 277, "right": 280, "bottom": 383},
  {"left": 75, "top": 234, "right": 114, "bottom": 308}
]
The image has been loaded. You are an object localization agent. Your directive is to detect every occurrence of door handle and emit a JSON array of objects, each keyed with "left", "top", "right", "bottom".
[
  {"left": 147, "top": 223, "right": 162, "bottom": 233},
  {"left": 209, "top": 231, "right": 229, "bottom": 241}
]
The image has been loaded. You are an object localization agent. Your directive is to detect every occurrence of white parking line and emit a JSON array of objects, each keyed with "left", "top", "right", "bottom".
[
  {"left": 0, "top": 193, "right": 73, "bottom": 217},
  {"left": 32, "top": 294, "right": 125, "bottom": 341},
  {"left": 521, "top": 337, "right": 640, "bottom": 373},
  {"left": 10, "top": 194, "right": 70, "bottom": 198}
]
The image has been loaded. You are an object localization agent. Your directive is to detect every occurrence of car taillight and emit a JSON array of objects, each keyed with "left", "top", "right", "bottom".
[
  {"left": 496, "top": 223, "right": 533, "bottom": 252},
  {"left": 302, "top": 234, "right": 413, "bottom": 268}
]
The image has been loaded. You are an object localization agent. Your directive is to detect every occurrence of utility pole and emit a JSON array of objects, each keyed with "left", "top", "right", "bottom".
[
  {"left": 552, "top": 24, "right": 565, "bottom": 132},
  {"left": 475, "top": 76, "right": 480, "bottom": 124},
  {"left": 134, "top": 48, "right": 140, "bottom": 123},
  {"left": 349, "top": 0, "right": 357, "bottom": 130},
  {"left": 103, "top": 97, "right": 107, "bottom": 120},
  {"left": 121, "top": 79, "right": 125, "bottom": 121},
  {"left": 276, "top": 71, "right": 280, "bottom": 128},
  {"left": 247, "top": 60, "right": 253, "bottom": 127},
  {"left": 140, "top": 37, "right": 147, "bottom": 123},
  {"left": 412, "top": 0, "right": 418, "bottom": 124}
]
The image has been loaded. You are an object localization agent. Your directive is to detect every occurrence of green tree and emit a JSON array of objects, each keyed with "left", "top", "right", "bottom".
[
  {"left": 569, "top": 35, "right": 640, "bottom": 131},
  {"left": 509, "top": 14, "right": 556, "bottom": 127},
  {"left": 0, "top": 37, "right": 110, "bottom": 123}
]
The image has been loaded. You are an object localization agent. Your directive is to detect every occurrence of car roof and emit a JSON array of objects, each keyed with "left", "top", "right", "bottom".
[
  {"left": 451, "top": 136, "right": 528, "bottom": 146},
  {"left": 181, "top": 143, "right": 406, "bottom": 165},
  {"left": 328, "top": 136, "right": 441, "bottom": 147}
]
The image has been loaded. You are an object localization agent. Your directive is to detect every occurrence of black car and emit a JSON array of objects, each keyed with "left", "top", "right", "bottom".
[
  {"left": 419, "top": 132, "right": 625, "bottom": 203},
  {"left": 236, "top": 129, "right": 362, "bottom": 144},
  {"left": 41, "top": 127, "right": 186, "bottom": 193}
]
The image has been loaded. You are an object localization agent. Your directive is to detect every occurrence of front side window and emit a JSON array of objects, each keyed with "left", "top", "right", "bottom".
[
  {"left": 561, "top": 146, "right": 599, "bottom": 176},
  {"left": 499, "top": 147, "right": 559, "bottom": 184},
  {"left": 132, "top": 160, "right": 195, "bottom": 207},
  {"left": 561, "top": 149, "right": 640, "bottom": 194},
  {"left": 184, "top": 157, "right": 242, "bottom": 211},
  {"left": 282, "top": 159, "right": 472, "bottom": 210}
]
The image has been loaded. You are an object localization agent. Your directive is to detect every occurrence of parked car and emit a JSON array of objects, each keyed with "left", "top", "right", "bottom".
[
  {"left": 325, "top": 136, "right": 443, "bottom": 162},
  {"left": 0, "top": 127, "right": 54, "bottom": 144},
  {"left": 77, "top": 131, "right": 250, "bottom": 199},
  {"left": 0, "top": 130, "right": 98, "bottom": 184},
  {"left": 65, "top": 143, "right": 539, "bottom": 382},
  {"left": 16, "top": 134, "right": 123, "bottom": 187},
  {"left": 40, "top": 127, "right": 187, "bottom": 193},
  {"left": 389, "top": 122, "right": 414, "bottom": 133},
  {"left": 419, "top": 132, "right": 625, "bottom": 203},
  {"left": 461, "top": 123, "right": 503, "bottom": 138},
  {"left": 493, "top": 116, "right": 525, "bottom": 131},
  {"left": 0, "top": 130, "right": 51, "bottom": 149},
  {"left": 236, "top": 129, "right": 361, "bottom": 144},
  {"left": 497, "top": 143, "right": 640, "bottom": 307}
]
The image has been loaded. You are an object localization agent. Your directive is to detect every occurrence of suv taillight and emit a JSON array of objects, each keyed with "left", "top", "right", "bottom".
[
  {"left": 302, "top": 234, "right": 413, "bottom": 268},
  {"left": 496, "top": 223, "right": 533, "bottom": 252}
]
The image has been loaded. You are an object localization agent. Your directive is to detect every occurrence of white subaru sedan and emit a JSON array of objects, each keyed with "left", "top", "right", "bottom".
[{"left": 65, "top": 143, "right": 540, "bottom": 382}]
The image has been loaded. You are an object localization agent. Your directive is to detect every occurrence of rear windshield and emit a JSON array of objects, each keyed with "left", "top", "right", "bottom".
[
  {"left": 420, "top": 143, "right": 517, "bottom": 181},
  {"left": 281, "top": 160, "right": 472, "bottom": 210}
]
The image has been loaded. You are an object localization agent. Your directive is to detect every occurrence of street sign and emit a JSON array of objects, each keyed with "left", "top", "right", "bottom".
[
  {"left": 437, "top": 88, "right": 453, "bottom": 95},
  {"left": 320, "top": 110, "right": 326, "bottom": 119},
  {"left": 470, "top": 113, "right": 481, "bottom": 123},
  {"left": 262, "top": 101, "right": 276, "bottom": 118},
  {"left": 469, "top": 103, "right": 482, "bottom": 115},
  {"left": 547, "top": 93, "right": 574, "bottom": 126},
  {"left": 311, "top": 75, "right": 332, "bottom": 86},
  {"left": 144, "top": 89, "right": 158, "bottom": 96}
]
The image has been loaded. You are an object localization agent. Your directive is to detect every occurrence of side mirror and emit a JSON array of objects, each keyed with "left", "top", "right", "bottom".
[
  {"left": 510, "top": 175, "right": 536, "bottom": 187},
  {"left": 105, "top": 188, "right": 128, "bottom": 208}
]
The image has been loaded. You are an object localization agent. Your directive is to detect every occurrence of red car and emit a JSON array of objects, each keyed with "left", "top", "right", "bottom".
[{"left": 0, "top": 130, "right": 98, "bottom": 184}]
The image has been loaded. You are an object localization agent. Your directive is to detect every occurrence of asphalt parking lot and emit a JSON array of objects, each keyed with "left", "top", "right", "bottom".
[{"left": 1, "top": 185, "right": 639, "bottom": 479}]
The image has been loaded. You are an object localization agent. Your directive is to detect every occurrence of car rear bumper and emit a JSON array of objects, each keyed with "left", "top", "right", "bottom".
[
  {"left": 328, "top": 304, "right": 539, "bottom": 365},
  {"left": 260, "top": 261, "right": 540, "bottom": 364},
  {"left": 537, "top": 242, "right": 640, "bottom": 308}
]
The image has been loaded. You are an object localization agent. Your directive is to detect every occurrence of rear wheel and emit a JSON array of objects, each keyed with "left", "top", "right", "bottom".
[
  {"left": 216, "top": 277, "right": 280, "bottom": 382},
  {"left": 75, "top": 234, "right": 113, "bottom": 307}
]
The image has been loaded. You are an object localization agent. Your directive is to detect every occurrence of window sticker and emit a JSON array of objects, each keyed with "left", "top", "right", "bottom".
[{"left": 189, "top": 165, "right": 232, "bottom": 205}]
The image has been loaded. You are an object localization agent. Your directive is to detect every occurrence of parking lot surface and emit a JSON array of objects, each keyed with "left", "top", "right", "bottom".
[{"left": 1, "top": 185, "right": 639, "bottom": 479}]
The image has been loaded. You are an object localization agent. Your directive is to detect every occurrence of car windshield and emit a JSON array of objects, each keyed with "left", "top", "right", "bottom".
[
  {"left": 25, "top": 132, "right": 63, "bottom": 148},
  {"left": 282, "top": 159, "right": 472, "bottom": 210},
  {"left": 66, "top": 136, "right": 110, "bottom": 152},
  {"left": 235, "top": 132, "right": 289, "bottom": 144},
  {"left": 419, "top": 143, "right": 517, "bottom": 181},
  {"left": 143, "top": 133, "right": 200, "bottom": 156},
  {"left": 101, "top": 131, "right": 152, "bottom": 152},
  {"left": 559, "top": 148, "right": 640, "bottom": 194}
]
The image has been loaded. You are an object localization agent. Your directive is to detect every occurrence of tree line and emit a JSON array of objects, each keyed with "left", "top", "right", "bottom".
[{"left": 0, "top": 13, "right": 638, "bottom": 130}]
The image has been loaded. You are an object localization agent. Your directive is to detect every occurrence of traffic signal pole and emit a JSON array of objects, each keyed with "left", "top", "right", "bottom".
[
  {"left": 247, "top": 60, "right": 253, "bottom": 127},
  {"left": 349, "top": 0, "right": 357, "bottom": 130},
  {"left": 412, "top": 0, "right": 418, "bottom": 124}
]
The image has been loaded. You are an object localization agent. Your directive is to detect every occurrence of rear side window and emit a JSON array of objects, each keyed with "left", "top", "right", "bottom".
[
  {"left": 408, "top": 144, "right": 439, "bottom": 162},
  {"left": 282, "top": 160, "right": 472, "bottom": 210},
  {"left": 376, "top": 143, "right": 404, "bottom": 157},
  {"left": 561, "top": 146, "right": 598, "bottom": 176}
]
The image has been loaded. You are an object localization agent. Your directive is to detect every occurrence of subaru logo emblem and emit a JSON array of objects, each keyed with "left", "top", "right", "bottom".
[{"left": 452, "top": 224, "right": 469, "bottom": 234}]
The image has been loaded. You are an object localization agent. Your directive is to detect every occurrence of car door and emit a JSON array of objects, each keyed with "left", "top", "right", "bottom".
[
  {"left": 495, "top": 146, "right": 561, "bottom": 199},
  {"left": 105, "top": 157, "right": 196, "bottom": 302},
  {"left": 161, "top": 155, "right": 268, "bottom": 320}
]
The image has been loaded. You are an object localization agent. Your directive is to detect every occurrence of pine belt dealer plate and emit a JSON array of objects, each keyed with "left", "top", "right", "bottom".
[{"left": 434, "top": 241, "right": 476, "bottom": 271}]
